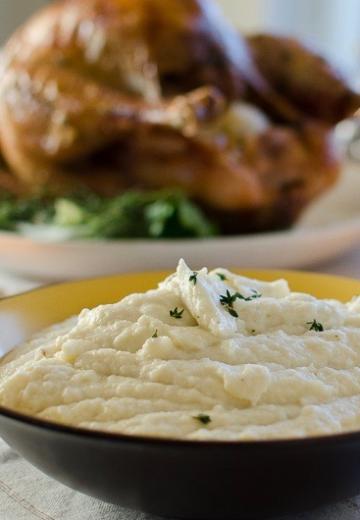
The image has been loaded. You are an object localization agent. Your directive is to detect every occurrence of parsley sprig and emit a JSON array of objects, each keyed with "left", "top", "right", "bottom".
[
  {"left": 170, "top": 307, "right": 184, "bottom": 319},
  {"left": 307, "top": 319, "right": 324, "bottom": 332}
]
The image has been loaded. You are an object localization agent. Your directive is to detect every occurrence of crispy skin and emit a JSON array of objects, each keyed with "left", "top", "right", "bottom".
[
  {"left": 0, "top": 0, "right": 267, "bottom": 204},
  {"left": 0, "top": 0, "right": 252, "bottom": 179},
  {"left": 0, "top": 0, "right": 357, "bottom": 233},
  {"left": 248, "top": 34, "right": 360, "bottom": 125}
]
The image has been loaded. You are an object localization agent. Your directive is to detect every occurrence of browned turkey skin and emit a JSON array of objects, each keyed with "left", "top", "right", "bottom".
[{"left": 0, "top": 0, "right": 358, "bottom": 233}]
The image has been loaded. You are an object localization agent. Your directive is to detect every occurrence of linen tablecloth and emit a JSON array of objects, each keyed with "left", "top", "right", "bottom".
[{"left": 1, "top": 246, "right": 360, "bottom": 519}]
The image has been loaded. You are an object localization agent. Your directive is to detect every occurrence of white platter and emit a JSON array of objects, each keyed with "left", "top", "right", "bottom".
[{"left": 0, "top": 163, "right": 359, "bottom": 281}]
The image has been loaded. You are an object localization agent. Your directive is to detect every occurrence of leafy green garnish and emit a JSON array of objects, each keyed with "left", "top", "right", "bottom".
[
  {"left": 194, "top": 414, "right": 212, "bottom": 425},
  {"left": 152, "top": 330, "right": 158, "bottom": 338},
  {"left": 53, "top": 199, "right": 86, "bottom": 227},
  {"left": 169, "top": 307, "right": 184, "bottom": 319},
  {"left": 307, "top": 319, "right": 324, "bottom": 332},
  {"left": 216, "top": 273, "right": 227, "bottom": 281},
  {"left": 0, "top": 190, "right": 217, "bottom": 240},
  {"left": 0, "top": 195, "right": 55, "bottom": 230}
]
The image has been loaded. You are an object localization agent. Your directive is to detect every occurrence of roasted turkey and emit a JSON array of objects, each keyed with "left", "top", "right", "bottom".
[{"left": 0, "top": 0, "right": 358, "bottom": 233}]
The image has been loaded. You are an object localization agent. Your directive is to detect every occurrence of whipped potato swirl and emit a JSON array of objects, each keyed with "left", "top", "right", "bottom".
[{"left": 2, "top": 260, "right": 360, "bottom": 441}]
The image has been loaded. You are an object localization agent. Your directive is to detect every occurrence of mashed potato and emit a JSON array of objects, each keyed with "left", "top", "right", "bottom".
[{"left": 2, "top": 259, "right": 360, "bottom": 441}]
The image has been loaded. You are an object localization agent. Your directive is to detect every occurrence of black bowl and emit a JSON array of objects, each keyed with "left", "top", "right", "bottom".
[{"left": 1, "top": 406, "right": 360, "bottom": 519}]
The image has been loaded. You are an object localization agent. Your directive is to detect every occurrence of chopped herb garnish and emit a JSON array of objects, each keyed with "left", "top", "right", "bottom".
[
  {"left": 220, "top": 290, "right": 239, "bottom": 308},
  {"left": 251, "top": 289, "right": 262, "bottom": 299},
  {"left": 220, "top": 289, "right": 262, "bottom": 308},
  {"left": 237, "top": 290, "right": 262, "bottom": 302},
  {"left": 152, "top": 330, "right": 158, "bottom": 338},
  {"left": 307, "top": 319, "right": 324, "bottom": 332},
  {"left": 216, "top": 273, "right": 227, "bottom": 281},
  {"left": 194, "top": 414, "right": 212, "bottom": 425},
  {"left": 220, "top": 289, "right": 262, "bottom": 318},
  {"left": 170, "top": 307, "right": 184, "bottom": 319},
  {"left": 189, "top": 272, "right": 198, "bottom": 285},
  {"left": 220, "top": 290, "right": 240, "bottom": 318},
  {"left": 219, "top": 289, "right": 261, "bottom": 318}
]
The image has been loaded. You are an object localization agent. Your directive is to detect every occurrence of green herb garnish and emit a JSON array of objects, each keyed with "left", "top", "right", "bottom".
[
  {"left": 0, "top": 190, "right": 217, "bottom": 240},
  {"left": 189, "top": 272, "right": 198, "bottom": 285},
  {"left": 170, "top": 307, "right": 184, "bottom": 319},
  {"left": 220, "top": 289, "right": 262, "bottom": 318},
  {"left": 237, "top": 290, "right": 262, "bottom": 302},
  {"left": 152, "top": 330, "right": 158, "bottom": 338},
  {"left": 220, "top": 290, "right": 239, "bottom": 308},
  {"left": 307, "top": 319, "right": 324, "bottom": 332},
  {"left": 219, "top": 290, "right": 239, "bottom": 318},
  {"left": 216, "top": 273, "right": 227, "bottom": 281},
  {"left": 194, "top": 414, "right": 212, "bottom": 425},
  {"left": 220, "top": 289, "right": 262, "bottom": 307},
  {"left": 251, "top": 289, "right": 262, "bottom": 299},
  {"left": 220, "top": 290, "right": 239, "bottom": 318}
]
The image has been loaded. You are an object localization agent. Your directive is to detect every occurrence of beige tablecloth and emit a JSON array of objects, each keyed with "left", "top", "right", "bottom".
[{"left": 1, "top": 247, "right": 360, "bottom": 519}]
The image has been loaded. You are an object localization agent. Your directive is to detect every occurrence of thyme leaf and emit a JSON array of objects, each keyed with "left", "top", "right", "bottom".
[
  {"left": 170, "top": 307, "right": 184, "bottom": 319},
  {"left": 307, "top": 319, "right": 324, "bottom": 332},
  {"left": 228, "top": 308, "right": 239, "bottom": 318},
  {"left": 194, "top": 414, "right": 212, "bottom": 425},
  {"left": 220, "top": 290, "right": 239, "bottom": 308},
  {"left": 189, "top": 272, "right": 198, "bottom": 285},
  {"left": 237, "top": 290, "right": 262, "bottom": 302}
]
